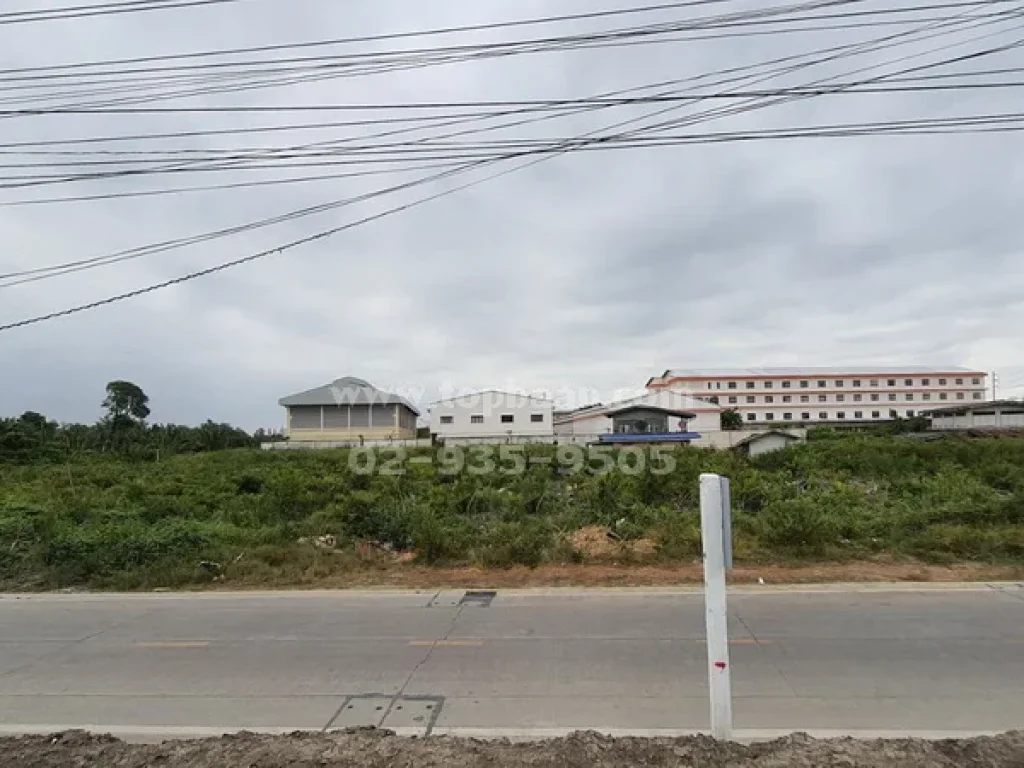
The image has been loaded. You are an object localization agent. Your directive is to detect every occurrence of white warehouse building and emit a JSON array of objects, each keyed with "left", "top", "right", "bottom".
[
  {"left": 554, "top": 389, "right": 722, "bottom": 444},
  {"left": 646, "top": 366, "right": 989, "bottom": 427},
  {"left": 429, "top": 390, "right": 555, "bottom": 443}
]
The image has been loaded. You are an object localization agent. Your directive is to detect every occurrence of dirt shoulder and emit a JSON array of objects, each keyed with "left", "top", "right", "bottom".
[
  {"left": 4, "top": 729, "right": 1022, "bottom": 768},
  {"left": 211, "top": 561, "right": 1024, "bottom": 591}
]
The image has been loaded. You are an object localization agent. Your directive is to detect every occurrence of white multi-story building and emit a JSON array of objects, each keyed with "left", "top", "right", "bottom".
[
  {"left": 646, "top": 367, "right": 988, "bottom": 427},
  {"left": 429, "top": 390, "right": 555, "bottom": 443}
]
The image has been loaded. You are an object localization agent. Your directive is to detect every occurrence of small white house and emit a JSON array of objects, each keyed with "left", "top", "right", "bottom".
[
  {"left": 430, "top": 390, "right": 555, "bottom": 443},
  {"left": 733, "top": 430, "right": 803, "bottom": 457},
  {"left": 554, "top": 390, "right": 722, "bottom": 445}
]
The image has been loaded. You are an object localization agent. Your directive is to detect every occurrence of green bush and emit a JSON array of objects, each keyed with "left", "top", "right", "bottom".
[{"left": 3, "top": 436, "right": 1024, "bottom": 588}]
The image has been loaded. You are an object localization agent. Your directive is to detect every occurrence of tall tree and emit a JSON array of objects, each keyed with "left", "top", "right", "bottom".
[
  {"left": 102, "top": 380, "right": 151, "bottom": 427},
  {"left": 721, "top": 408, "right": 744, "bottom": 431}
]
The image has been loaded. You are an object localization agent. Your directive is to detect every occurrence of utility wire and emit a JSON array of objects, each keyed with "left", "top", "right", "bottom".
[
  {"left": 0, "top": 3, "right": 1014, "bottom": 277},
  {"left": 0, "top": 0, "right": 999, "bottom": 80},
  {"left": 2, "top": 4, "right": 1011, "bottom": 284},
  {"left": 0, "top": 0, "right": 251, "bottom": 25}
]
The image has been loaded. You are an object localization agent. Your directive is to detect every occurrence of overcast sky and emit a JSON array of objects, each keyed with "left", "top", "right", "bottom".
[{"left": 1, "top": 0, "right": 1022, "bottom": 429}]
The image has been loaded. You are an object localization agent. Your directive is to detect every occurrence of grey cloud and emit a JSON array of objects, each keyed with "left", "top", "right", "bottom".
[{"left": 1, "top": 0, "right": 1023, "bottom": 428}]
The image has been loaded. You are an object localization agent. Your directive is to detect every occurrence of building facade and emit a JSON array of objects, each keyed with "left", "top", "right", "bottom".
[
  {"left": 554, "top": 390, "right": 722, "bottom": 443},
  {"left": 279, "top": 376, "right": 419, "bottom": 442},
  {"left": 429, "top": 391, "right": 554, "bottom": 443},
  {"left": 646, "top": 367, "right": 988, "bottom": 427},
  {"left": 926, "top": 400, "right": 1024, "bottom": 430}
]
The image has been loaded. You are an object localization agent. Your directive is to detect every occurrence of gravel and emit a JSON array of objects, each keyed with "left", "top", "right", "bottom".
[{"left": 3, "top": 728, "right": 1023, "bottom": 767}]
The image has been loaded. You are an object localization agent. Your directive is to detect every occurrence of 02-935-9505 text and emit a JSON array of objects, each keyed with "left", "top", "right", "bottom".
[{"left": 346, "top": 445, "right": 678, "bottom": 476}]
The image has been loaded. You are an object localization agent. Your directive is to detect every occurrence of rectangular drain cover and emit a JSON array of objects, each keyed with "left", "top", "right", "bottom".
[
  {"left": 460, "top": 590, "right": 496, "bottom": 607},
  {"left": 329, "top": 695, "right": 392, "bottom": 728},
  {"left": 381, "top": 696, "right": 444, "bottom": 733}
]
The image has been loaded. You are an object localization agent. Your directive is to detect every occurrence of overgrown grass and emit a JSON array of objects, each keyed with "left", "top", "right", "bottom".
[{"left": 2, "top": 435, "right": 1024, "bottom": 589}]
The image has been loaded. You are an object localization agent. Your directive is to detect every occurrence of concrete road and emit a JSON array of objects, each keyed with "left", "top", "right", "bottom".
[{"left": 0, "top": 584, "right": 1022, "bottom": 741}]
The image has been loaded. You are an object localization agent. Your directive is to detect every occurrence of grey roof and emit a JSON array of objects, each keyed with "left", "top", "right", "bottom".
[
  {"left": 429, "top": 389, "right": 555, "bottom": 406},
  {"left": 653, "top": 366, "right": 984, "bottom": 380},
  {"left": 279, "top": 376, "right": 420, "bottom": 415},
  {"left": 732, "top": 430, "right": 804, "bottom": 448},
  {"left": 923, "top": 399, "right": 1024, "bottom": 416}
]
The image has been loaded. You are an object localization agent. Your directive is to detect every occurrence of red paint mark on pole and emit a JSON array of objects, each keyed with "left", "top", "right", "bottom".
[{"left": 714, "top": 661, "right": 727, "bottom": 670}]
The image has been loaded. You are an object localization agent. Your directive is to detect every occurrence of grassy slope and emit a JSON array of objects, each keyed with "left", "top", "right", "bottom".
[{"left": 1, "top": 436, "right": 1023, "bottom": 590}]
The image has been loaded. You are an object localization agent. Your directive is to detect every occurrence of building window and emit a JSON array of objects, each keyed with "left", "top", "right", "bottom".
[
  {"left": 905, "top": 394, "right": 913, "bottom": 401},
  {"left": 783, "top": 395, "right": 792, "bottom": 403},
  {"left": 471, "top": 415, "right": 484, "bottom": 424},
  {"left": 531, "top": 414, "right": 544, "bottom": 423},
  {"left": 782, "top": 381, "right": 792, "bottom": 389},
  {"left": 872, "top": 411, "right": 880, "bottom": 418},
  {"left": 922, "top": 393, "right": 931, "bottom": 401},
  {"left": 800, "top": 395, "right": 810, "bottom": 403},
  {"left": 905, "top": 379, "right": 913, "bottom": 386},
  {"left": 957, "top": 393, "right": 965, "bottom": 400},
  {"left": 870, "top": 379, "right": 879, "bottom": 387},
  {"left": 853, "top": 394, "right": 863, "bottom": 402},
  {"left": 707, "top": 383, "right": 713, "bottom": 389},
  {"left": 889, "top": 409, "right": 898, "bottom": 418},
  {"left": 501, "top": 414, "right": 515, "bottom": 424},
  {"left": 888, "top": 379, "right": 896, "bottom": 386},
  {"left": 765, "top": 413, "right": 775, "bottom": 421},
  {"left": 440, "top": 416, "right": 454, "bottom": 424},
  {"left": 801, "top": 412, "right": 811, "bottom": 420},
  {"left": 871, "top": 394, "right": 880, "bottom": 402},
  {"left": 783, "top": 413, "right": 793, "bottom": 420},
  {"left": 854, "top": 411, "right": 863, "bottom": 419},
  {"left": 728, "top": 381, "right": 737, "bottom": 389},
  {"left": 800, "top": 380, "right": 809, "bottom": 388},
  {"left": 817, "top": 380, "right": 826, "bottom": 387},
  {"left": 765, "top": 395, "right": 774, "bottom": 404},
  {"left": 837, "top": 412, "right": 846, "bottom": 419},
  {"left": 973, "top": 392, "right": 983, "bottom": 400},
  {"left": 852, "top": 380, "right": 861, "bottom": 387},
  {"left": 939, "top": 393, "right": 948, "bottom": 400},
  {"left": 709, "top": 396, "right": 720, "bottom": 404},
  {"left": 922, "top": 378, "right": 930, "bottom": 386},
  {"left": 835, "top": 380, "right": 844, "bottom": 387},
  {"left": 728, "top": 396, "right": 738, "bottom": 404},
  {"left": 819, "top": 412, "right": 828, "bottom": 420},
  {"left": 955, "top": 378, "right": 964, "bottom": 385},
  {"left": 836, "top": 394, "right": 845, "bottom": 402},
  {"left": 906, "top": 410, "right": 915, "bottom": 417},
  {"left": 972, "top": 378, "right": 981, "bottom": 385},
  {"left": 746, "top": 396, "right": 756, "bottom": 404},
  {"left": 715, "top": 382, "right": 722, "bottom": 389},
  {"left": 818, "top": 394, "right": 827, "bottom": 403},
  {"left": 746, "top": 381, "right": 755, "bottom": 389},
  {"left": 939, "top": 378, "right": 947, "bottom": 385},
  {"left": 764, "top": 381, "right": 774, "bottom": 389},
  {"left": 888, "top": 394, "right": 897, "bottom": 401},
  {"left": 746, "top": 413, "right": 756, "bottom": 422}
]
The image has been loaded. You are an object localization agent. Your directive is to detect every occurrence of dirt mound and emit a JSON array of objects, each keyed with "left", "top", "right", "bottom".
[
  {"left": 569, "top": 526, "right": 658, "bottom": 561},
  {"left": 3, "top": 729, "right": 1022, "bottom": 767}
]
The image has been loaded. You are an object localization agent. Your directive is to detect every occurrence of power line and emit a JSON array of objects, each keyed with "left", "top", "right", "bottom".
[
  {"left": 5, "top": 0, "right": 1006, "bottom": 111},
  {"left": 1, "top": 2, "right": 1014, "bottom": 279},
  {"left": 1, "top": 1, "right": 1019, "bottom": 320},
  {"left": 5, "top": 115, "right": 1024, "bottom": 333},
  {"left": 0, "top": 0, "right": 251, "bottom": 25},
  {"left": 0, "top": 0, "right": 1000, "bottom": 81}
]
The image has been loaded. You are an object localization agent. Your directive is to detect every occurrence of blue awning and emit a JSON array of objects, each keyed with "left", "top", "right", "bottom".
[{"left": 596, "top": 432, "right": 701, "bottom": 444}]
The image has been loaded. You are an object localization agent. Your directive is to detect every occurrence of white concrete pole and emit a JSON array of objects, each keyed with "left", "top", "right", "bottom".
[
  {"left": 699, "top": 473, "right": 733, "bottom": 740},
  {"left": 720, "top": 476, "right": 733, "bottom": 571}
]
